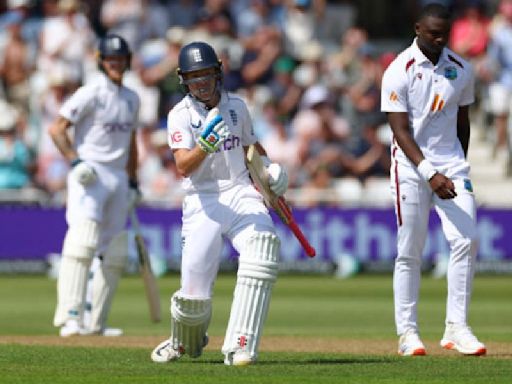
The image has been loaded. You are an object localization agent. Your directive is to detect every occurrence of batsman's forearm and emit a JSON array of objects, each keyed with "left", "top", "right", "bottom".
[
  {"left": 126, "top": 132, "right": 138, "bottom": 181},
  {"left": 49, "top": 117, "right": 77, "bottom": 162},
  {"left": 173, "top": 146, "right": 208, "bottom": 177}
]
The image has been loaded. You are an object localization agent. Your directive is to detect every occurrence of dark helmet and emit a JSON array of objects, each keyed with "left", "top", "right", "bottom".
[
  {"left": 97, "top": 34, "right": 132, "bottom": 70},
  {"left": 177, "top": 41, "right": 222, "bottom": 83}
]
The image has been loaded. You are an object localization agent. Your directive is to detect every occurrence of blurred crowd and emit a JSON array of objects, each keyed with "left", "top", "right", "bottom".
[{"left": 0, "top": 0, "right": 511, "bottom": 207}]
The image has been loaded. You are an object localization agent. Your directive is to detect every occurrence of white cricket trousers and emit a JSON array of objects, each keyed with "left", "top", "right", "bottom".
[
  {"left": 66, "top": 162, "right": 130, "bottom": 254},
  {"left": 391, "top": 164, "right": 478, "bottom": 335},
  {"left": 179, "top": 183, "right": 275, "bottom": 298}
]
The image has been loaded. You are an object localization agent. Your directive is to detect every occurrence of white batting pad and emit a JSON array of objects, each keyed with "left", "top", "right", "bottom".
[
  {"left": 170, "top": 293, "right": 212, "bottom": 358},
  {"left": 54, "top": 220, "right": 100, "bottom": 327},
  {"left": 221, "top": 232, "right": 280, "bottom": 360},
  {"left": 86, "top": 231, "right": 128, "bottom": 333}
]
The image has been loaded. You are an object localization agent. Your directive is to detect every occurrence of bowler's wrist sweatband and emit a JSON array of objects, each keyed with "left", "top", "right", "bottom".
[{"left": 417, "top": 159, "right": 438, "bottom": 182}]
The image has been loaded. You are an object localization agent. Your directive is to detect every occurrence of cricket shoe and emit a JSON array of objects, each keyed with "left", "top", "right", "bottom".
[
  {"left": 398, "top": 328, "right": 426, "bottom": 356},
  {"left": 151, "top": 339, "right": 183, "bottom": 363},
  {"left": 224, "top": 350, "right": 256, "bottom": 366},
  {"left": 440, "top": 324, "right": 486, "bottom": 356},
  {"left": 151, "top": 335, "right": 209, "bottom": 363},
  {"left": 59, "top": 319, "right": 81, "bottom": 337}
]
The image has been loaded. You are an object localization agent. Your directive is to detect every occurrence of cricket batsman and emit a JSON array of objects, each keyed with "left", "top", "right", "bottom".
[
  {"left": 50, "top": 34, "right": 140, "bottom": 336},
  {"left": 150, "top": 41, "right": 288, "bottom": 366}
]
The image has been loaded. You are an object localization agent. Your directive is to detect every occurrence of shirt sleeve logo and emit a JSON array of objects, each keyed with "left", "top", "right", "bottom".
[
  {"left": 389, "top": 91, "right": 398, "bottom": 101},
  {"left": 171, "top": 131, "right": 183, "bottom": 143}
]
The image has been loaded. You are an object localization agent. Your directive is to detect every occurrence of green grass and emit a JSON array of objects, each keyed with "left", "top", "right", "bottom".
[{"left": 0, "top": 274, "right": 511, "bottom": 383}]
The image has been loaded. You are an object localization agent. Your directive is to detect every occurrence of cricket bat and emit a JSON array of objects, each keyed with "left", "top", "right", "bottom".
[
  {"left": 246, "top": 145, "right": 316, "bottom": 257},
  {"left": 130, "top": 209, "right": 161, "bottom": 322}
]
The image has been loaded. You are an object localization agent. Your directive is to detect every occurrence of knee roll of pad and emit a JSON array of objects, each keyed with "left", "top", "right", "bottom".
[
  {"left": 62, "top": 220, "right": 100, "bottom": 260},
  {"left": 54, "top": 220, "right": 100, "bottom": 327},
  {"left": 237, "top": 232, "right": 280, "bottom": 282},
  {"left": 170, "top": 293, "right": 212, "bottom": 358}
]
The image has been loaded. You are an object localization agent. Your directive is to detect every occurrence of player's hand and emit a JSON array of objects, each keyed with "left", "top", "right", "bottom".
[
  {"left": 429, "top": 173, "right": 457, "bottom": 199},
  {"left": 267, "top": 163, "right": 288, "bottom": 196},
  {"left": 128, "top": 179, "right": 141, "bottom": 210},
  {"left": 198, "top": 107, "right": 230, "bottom": 153},
  {"left": 70, "top": 158, "right": 97, "bottom": 185}
]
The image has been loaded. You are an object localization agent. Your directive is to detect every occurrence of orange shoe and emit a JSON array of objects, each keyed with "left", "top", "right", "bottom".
[
  {"left": 398, "top": 329, "right": 427, "bottom": 356},
  {"left": 440, "top": 324, "right": 486, "bottom": 356}
]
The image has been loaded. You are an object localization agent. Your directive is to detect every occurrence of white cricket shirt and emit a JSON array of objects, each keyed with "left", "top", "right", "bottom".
[
  {"left": 167, "top": 91, "right": 257, "bottom": 194},
  {"left": 381, "top": 39, "right": 474, "bottom": 172},
  {"left": 59, "top": 73, "right": 140, "bottom": 169}
]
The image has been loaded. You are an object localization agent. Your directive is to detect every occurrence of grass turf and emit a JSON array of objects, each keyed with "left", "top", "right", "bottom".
[{"left": 0, "top": 274, "right": 511, "bottom": 383}]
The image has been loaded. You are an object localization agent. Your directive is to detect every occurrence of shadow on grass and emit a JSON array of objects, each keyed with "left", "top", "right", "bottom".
[{"left": 190, "top": 357, "right": 395, "bottom": 366}]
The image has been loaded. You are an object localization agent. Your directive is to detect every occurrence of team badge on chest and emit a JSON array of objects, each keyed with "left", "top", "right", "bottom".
[
  {"left": 444, "top": 66, "right": 457, "bottom": 80},
  {"left": 463, "top": 178, "right": 473, "bottom": 192}
]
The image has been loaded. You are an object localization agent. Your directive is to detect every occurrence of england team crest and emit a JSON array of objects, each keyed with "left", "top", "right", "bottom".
[{"left": 229, "top": 109, "right": 237, "bottom": 125}]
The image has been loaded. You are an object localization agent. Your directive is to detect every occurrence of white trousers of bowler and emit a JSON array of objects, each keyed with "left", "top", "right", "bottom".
[
  {"left": 179, "top": 182, "right": 275, "bottom": 298},
  {"left": 391, "top": 163, "right": 478, "bottom": 336}
]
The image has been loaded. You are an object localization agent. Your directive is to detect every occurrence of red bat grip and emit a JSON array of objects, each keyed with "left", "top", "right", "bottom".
[{"left": 288, "top": 220, "right": 316, "bottom": 257}]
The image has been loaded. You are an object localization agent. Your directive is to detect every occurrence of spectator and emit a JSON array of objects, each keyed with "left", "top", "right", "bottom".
[
  {"left": 449, "top": 0, "right": 489, "bottom": 60},
  {"left": 138, "top": 128, "right": 183, "bottom": 206},
  {"left": 281, "top": 0, "right": 325, "bottom": 61},
  {"left": 486, "top": 0, "right": 512, "bottom": 173},
  {"left": 0, "top": 9, "right": 35, "bottom": 114},
  {"left": 325, "top": 26, "right": 369, "bottom": 91},
  {"left": 299, "top": 162, "right": 336, "bottom": 207},
  {"left": 268, "top": 55, "right": 302, "bottom": 120},
  {"left": 100, "top": 0, "right": 144, "bottom": 50},
  {"left": 166, "top": 0, "right": 200, "bottom": 29},
  {"left": 218, "top": 45, "right": 245, "bottom": 92},
  {"left": 449, "top": 0, "right": 490, "bottom": 114},
  {"left": 37, "top": 0, "right": 96, "bottom": 82},
  {"left": 138, "top": 26, "right": 186, "bottom": 118},
  {"left": 0, "top": 100, "right": 34, "bottom": 189},
  {"left": 292, "top": 84, "right": 386, "bottom": 184},
  {"left": 240, "top": 25, "right": 282, "bottom": 86},
  {"left": 35, "top": 65, "right": 75, "bottom": 201},
  {"left": 1, "top": 0, "right": 42, "bottom": 53},
  {"left": 235, "top": 0, "right": 283, "bottom": 43},
  {"left": 257, "top": 97, "right": 301, "bottom": 184}
]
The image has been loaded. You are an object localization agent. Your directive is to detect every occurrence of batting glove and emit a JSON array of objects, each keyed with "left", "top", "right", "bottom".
[
  {"left": 128, "top": 179, "right": 141, "bottom": 211},
  {"left": 198, "top": 107, "right": 230, "bottom": 154},
  {"left": 70, "top": 158, "right": 97, "bottom": 186},
  {"left": 267, "top": 163, "right": 289, "bottom": 196}
]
